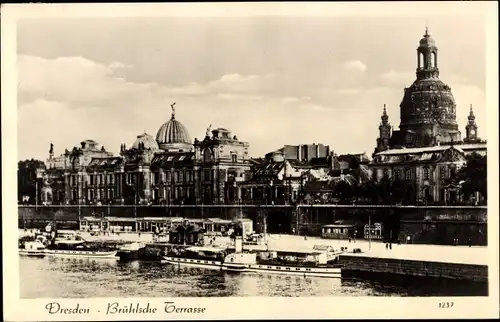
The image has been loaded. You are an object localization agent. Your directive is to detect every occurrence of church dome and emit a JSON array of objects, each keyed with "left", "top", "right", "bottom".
[
  {"left": 400, "top": 78, "right": 457, "bottom": 127},
  {"left": 156, "top": 103, "right": 192, "bottom": 151},
  {"left": 132, "top": 132, "right": 159, "bottom": 150}
]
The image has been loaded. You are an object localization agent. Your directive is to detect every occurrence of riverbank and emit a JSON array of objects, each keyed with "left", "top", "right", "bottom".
[{"left": 19, "top": 229, "right": 488, "bottom": 282}]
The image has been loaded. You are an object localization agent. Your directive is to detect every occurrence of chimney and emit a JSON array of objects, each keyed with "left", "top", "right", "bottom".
[{"left": 297, "top": 145, "right": 302, "bottom": 162}]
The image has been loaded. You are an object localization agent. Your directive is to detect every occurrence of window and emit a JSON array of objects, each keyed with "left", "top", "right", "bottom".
[
  {"left": 89, "top": 175, "right": 95, "bottom": 185},
  {"left": 440, "top": 166, "right": 447, "bottom": 179},
  {"left": 178, "top": 155, "right": 185, "bottom": 161},
  {"left": 405, "top": 168, "right": 412, "bottom": 180},
  {"left": 383, "top": 168, "right": 389, "bottom": 178},
  {"left": 179, "top": 171, "right": 184, "bottom": 182},
  {"left": 394, "top": 169, "right": 401, "bottom": 179},
  {"left": 423, "top": 167, "right": 430, "bottom": 180},
  {"left": 89, "top": 190, "right": 94, "bottom": 201},
  {"left": 204, "top": 169, "right": 211, "bottom": 181},
  {"left": 174, "top": 171, "right": 179, "bottom": 182},
  {"left": 231, "top": 154, "right": 237, "bottom": 163},
  {"left": 153, "top": 172, "right": 159, "bottom": 184},
  {"left": 450, "top": 166, "right": 456, "bottom": 178},
  {"left": 72, "top": 190, "right": 77, "bottom": 201},
  {"left": 167, "top": 171, "right": 172, "bottom": 182}
]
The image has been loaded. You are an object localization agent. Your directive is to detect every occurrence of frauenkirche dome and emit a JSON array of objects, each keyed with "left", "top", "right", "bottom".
[{"left": 398, "top": 28, "right": 461, "bottom": 147}]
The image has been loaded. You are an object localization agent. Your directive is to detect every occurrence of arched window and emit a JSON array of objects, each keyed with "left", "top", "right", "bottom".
[
  {"left": 423, "top": 167, "right": 430, "bottom": 180},
  {"left": 394, "top": 169, "right": 401, "bottom": 180},
  {"left": 204, "top": 148, "right": 213, "bottom": 163},
  {"left": 405, "top": 168, "right": 412, "bottom": 180}
]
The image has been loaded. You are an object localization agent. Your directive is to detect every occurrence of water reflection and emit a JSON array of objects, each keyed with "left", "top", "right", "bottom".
[{"left": 19, "top": 256, "right": 486, "bottom": 298}]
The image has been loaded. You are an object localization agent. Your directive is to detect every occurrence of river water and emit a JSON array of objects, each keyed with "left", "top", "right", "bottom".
[{"left": 19, "top": 256, "right": 487, "bottom": 298}]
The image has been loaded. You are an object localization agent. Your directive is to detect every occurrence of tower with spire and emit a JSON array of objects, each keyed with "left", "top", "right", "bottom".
[
  {"left": 374, "top": 104, "right": 392, "bottom": 156},
  {"left": 464, "top": 105, "right": 480, "bottom": 143}
]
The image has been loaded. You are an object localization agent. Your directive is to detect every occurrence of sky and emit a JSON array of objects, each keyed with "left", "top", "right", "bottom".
[{"left": 16, "top": 10, "right": 489, "bottom": 161}]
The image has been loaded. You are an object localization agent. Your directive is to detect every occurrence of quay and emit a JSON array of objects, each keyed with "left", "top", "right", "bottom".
[{"left": 22, "top": 229, "right": 488, "bottom": 283}]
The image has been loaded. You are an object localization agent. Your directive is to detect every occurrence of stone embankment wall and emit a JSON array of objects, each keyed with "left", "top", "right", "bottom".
[
  {"left": 18, "top": 205, "right": 487, "bottom": 245},
  {"left": 339, "top": 254, "right": 488, "bottom": 283}
]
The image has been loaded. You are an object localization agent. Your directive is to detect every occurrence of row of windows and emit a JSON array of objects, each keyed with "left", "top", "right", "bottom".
[
  {"left": 71, "top": 188, "right": 115, "bottom": 201},
  {"left": 70, "top": 174, "right": 115, "bottom": 186},
  {"left": 379, "top": 166, "right": 456, "bottom": 181},
  {"left": 152, "top": 170, "right": 195, "bottom": 184}
]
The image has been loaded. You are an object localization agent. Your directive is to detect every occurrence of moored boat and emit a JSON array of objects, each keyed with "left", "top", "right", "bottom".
[
  {"left": 45, "top": 240, "right": 118, "bottom": 259},
  {"left": 161, "top": 246, "right": 228, "bottom": 270},
  {"left": 222, "top": 248, "right": 344, "bottom": 278},
  {"left": 19, "top": 240, "right": 47, "bottom": 258},
  {"left": 116, "top": 242, "right": 147, "bottom": 260}
]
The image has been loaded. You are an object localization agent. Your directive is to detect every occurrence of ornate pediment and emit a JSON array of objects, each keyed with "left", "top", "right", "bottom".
[{"left": 441, "top": 147, "right": 466, "bottom": 163}]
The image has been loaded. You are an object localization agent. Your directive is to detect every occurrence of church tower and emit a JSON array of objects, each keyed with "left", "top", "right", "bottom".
[
  {"left": 464, "top": 105, "right": 480, "bottom": 143},
  {"left": 374, "top": 104, "right": 392, "bottom": 156},
  {"left": 398, "top": 28, "right": 460, "bottom": 148}
]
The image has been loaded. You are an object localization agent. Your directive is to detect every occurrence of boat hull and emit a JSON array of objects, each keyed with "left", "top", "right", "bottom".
[
  {"left": 44, "top": 249, "right": 118, "bottom": 259},
  {"left": 19, "top": 250, "right": 46, "bottom": 258},
  {"left": 222, "top": 263, "right": 342, "bottom": 278},
  {"left": 162, "top": 256, "right": 223, "bottom": 270}
]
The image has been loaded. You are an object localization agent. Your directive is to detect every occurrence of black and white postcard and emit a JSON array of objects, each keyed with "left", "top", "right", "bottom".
[{"left": 2, "top": 2, "right": 499, "bottom": 321}]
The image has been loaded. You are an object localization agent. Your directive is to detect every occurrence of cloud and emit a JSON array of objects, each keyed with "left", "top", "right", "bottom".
[
  {"left": 379, "top": 69, "right": 414, "bottom": 85},
  {"left": 344, "top": 60, "right": 367, "bottom": 73},
  {"left": 17, "top": 54, "right": 486, "bottom": 163}
]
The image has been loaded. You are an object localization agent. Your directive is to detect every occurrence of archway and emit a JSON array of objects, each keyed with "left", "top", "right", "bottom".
[{"left": 265, "top": 210, "right": 292, "bottom": 234}]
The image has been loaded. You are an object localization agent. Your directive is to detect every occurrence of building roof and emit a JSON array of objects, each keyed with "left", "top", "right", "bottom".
[
  {"left": 156, "top": 112, "right": 192, "bottom": 149},
  {"left": 133, "top": 132, "right": 160, "bottom": 150},
  {"left": 375, "top": 143, "right": 485, "bottom": 156},
  {"left": 87, "top": 157, "right": 123, "bottom": 170},
  {"left": 150, "top": 152, "right": 195, "bottom": 168}
]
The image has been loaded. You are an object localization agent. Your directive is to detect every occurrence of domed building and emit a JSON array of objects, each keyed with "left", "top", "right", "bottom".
[
  {"left": 155, "top": 104, "right": 193, "bottom": 152},
  {"left": 132, "top": 132, "right": 160, "bottom": 151},
  {"left": 370, "top": 29, "right": 487, "bottom": 205}
]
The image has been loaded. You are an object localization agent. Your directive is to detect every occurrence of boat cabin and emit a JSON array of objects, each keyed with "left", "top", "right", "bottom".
[
  {"left": 203, "top": 218, "right": 233, "bottom": 236},
  {"left": 168, "top": 223, "right": 205, "bottom": 246},
  {"left": 321, "top": 222, "right": 355, "bottom": 240}
]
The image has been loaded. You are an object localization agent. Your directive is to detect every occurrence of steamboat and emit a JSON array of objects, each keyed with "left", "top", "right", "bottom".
[
  {"left": 44, "top": 232, "right": 117, "bottom": 258},
  {"left": 161, "top": 221, "right": 345, "bottom": 278}
]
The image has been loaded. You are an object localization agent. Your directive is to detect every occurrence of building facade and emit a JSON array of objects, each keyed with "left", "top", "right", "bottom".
[
  {"left": 370, "top": 29, "right": 487, "bottom": 204},
  {"left": 38, "top": 105, "right": 250, "bottom": 205}
]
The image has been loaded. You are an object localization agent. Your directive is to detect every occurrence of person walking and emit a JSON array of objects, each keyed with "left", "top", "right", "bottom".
[{"left": 468, "top": 238, "right": 472, "bottom": 247}]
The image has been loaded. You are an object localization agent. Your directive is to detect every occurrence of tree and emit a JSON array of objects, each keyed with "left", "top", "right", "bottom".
[
  {"left": 18, "top": 159, "right": 46, "bottom": 204},
  {"left": 458, "top": 153, "right": 487, "bottom": 202},
  {"left": 358, "top": 179, "right": 379, "bottom": 204},
  {"left": 334, "top": 180, "right": 355, "bottom": 204}
]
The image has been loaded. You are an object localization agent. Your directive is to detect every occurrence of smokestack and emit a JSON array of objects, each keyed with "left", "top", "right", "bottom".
[{"left": 298, "top": 145, "right": 302, "bottom": 162}]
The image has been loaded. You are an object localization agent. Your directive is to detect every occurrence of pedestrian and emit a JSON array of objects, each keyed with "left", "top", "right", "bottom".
[
  {"left": 385, "top": 243, "right": 388, "bottom": 250},
  {"left": 348, "top": 237, "right": 351, "bottom": 243},
  {"left": 468, "top": 238, "right": 472, "bottom": 247},
  {"left": 389, "top": 243, "right": 392, "bottom": 250}
]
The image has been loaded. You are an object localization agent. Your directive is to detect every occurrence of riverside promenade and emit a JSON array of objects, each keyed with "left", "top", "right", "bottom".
[
  {"left": 21, "top": 229, "right": 488, "bottom": 281},
  {"left": 24, "top": 229, "right": 488, "bottom": 266}
]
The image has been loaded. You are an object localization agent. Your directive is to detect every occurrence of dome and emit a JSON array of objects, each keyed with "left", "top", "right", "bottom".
[
  {"left": 400, "top": 78, "right": 458, "bottom": 128},
  {"left": 132, "top": 132, "right": 159, "bottom": 150},
  {"left": 156, "top": 116, "right": 192, "bottom": 151}
]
